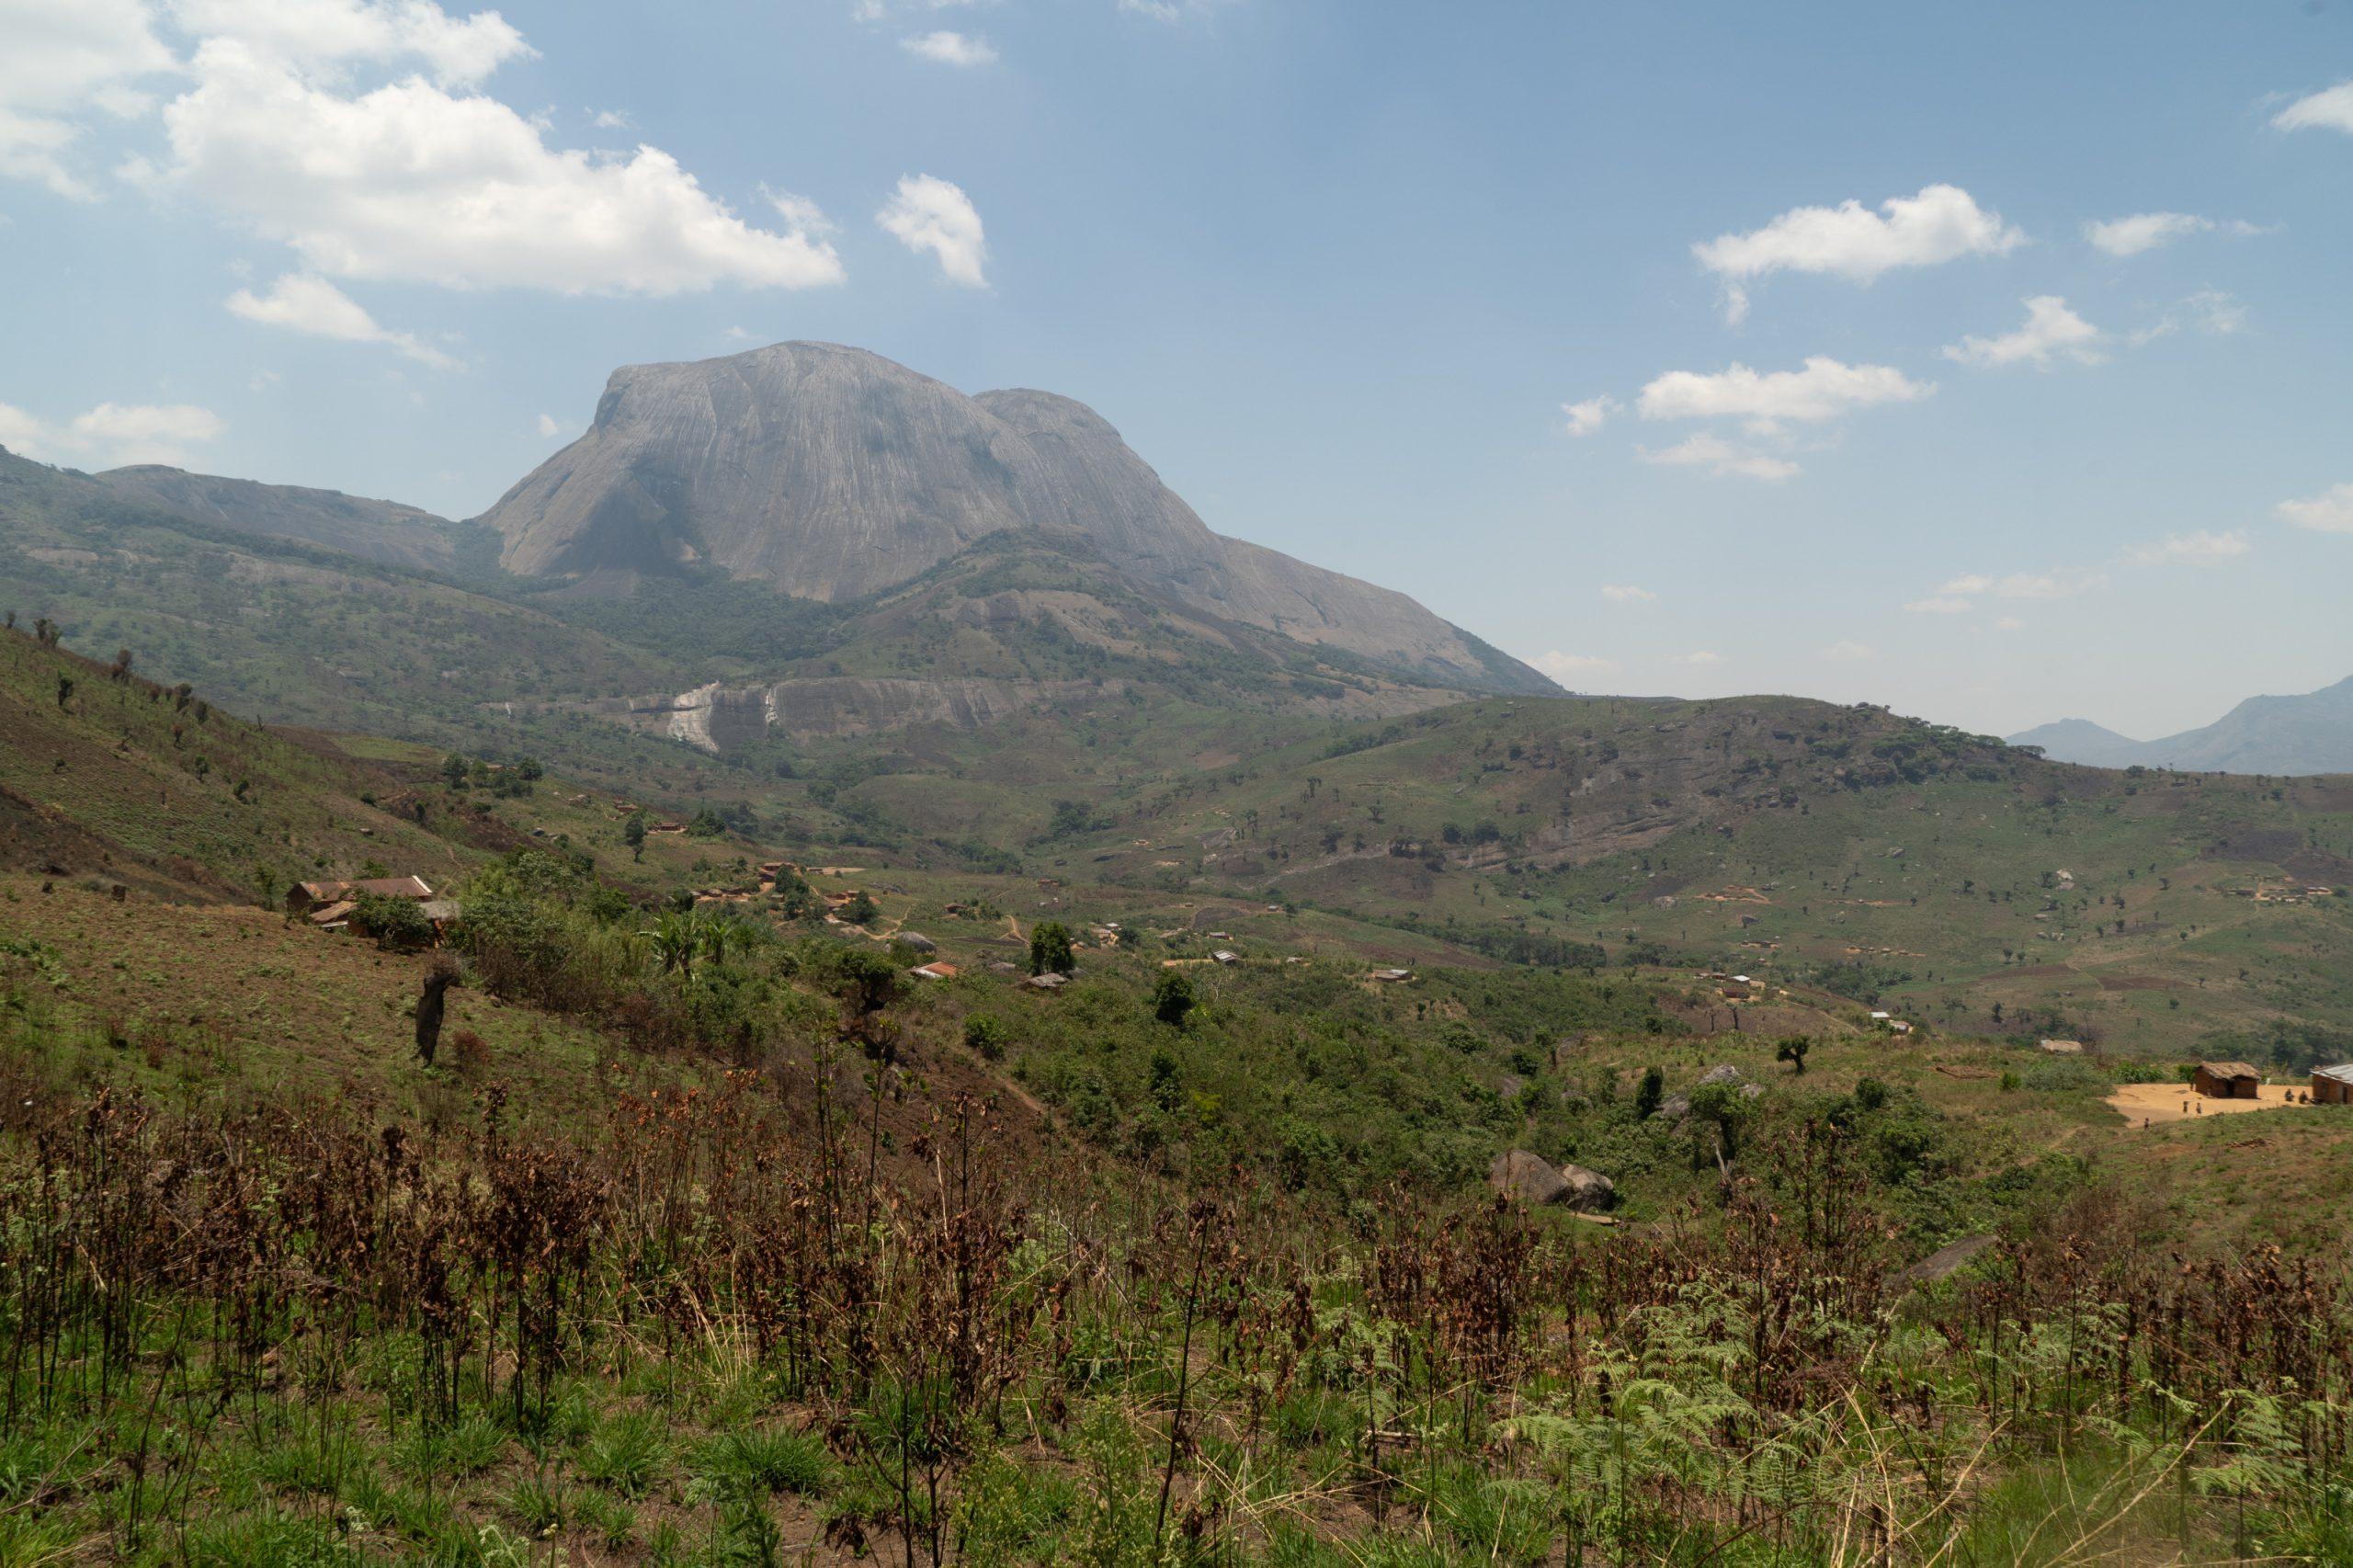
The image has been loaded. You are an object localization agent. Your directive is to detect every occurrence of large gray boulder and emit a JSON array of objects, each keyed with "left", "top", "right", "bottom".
[
  {"left": 1488, "top": 1151, "right": 1616, "bottom": 1211},
  {"left": 1488, "top": 1150, "right": 1568, "bottom": 1206}
]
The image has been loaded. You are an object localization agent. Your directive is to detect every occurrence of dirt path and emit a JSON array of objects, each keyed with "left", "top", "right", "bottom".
[{"left": 2107, "top": 1082, "right": 2303, "bottom": 1125}]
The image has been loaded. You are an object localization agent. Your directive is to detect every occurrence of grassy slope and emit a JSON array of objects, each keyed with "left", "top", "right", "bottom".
[{"left": 913, "top": 694, "right": 2353, "bottom": 1057}]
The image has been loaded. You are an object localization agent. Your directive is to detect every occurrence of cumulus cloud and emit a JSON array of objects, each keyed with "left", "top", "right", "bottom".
[
  {"left": 877, "top": 173, "right": 986, "bottom": 285},
  {"left": 1638, "top": 357, "right": 1933, "bottom": 425},
  {"left": 0, "top": 0, "right": 179, "bottom": 199},
  {"left": 1599, "top": 584, "right": 1654, "bottom": 603},
  {"left": 2273, "top": 82, "right": 2353, "bottom": 134},
  {"left": 0, "top": 398, "right": 224, "bottom": 466},
  {"left": 1669, "top": 651, "right": 1723, "bottom": 668},
  {"left": 589, "top": 108, "right": 631, "bottom": 130},
  {"left": 1637, "top": 432, "right": 1800, "bottom": 483},
  {"left": 163, "top": 0, "right": 534, "bottom": 84},
  {"left": 1532, "top": 652, "right": 1620, "bottom": 683},
  {"left": 1692, "top": 183, "right": 2023, "bottom": 322},
  {"left": 2127, "top": 528, "right": 2250, "bottom": 566},
  {"left": 1820, "top": 640, "right": 1875, "bottom": 662},
  {"left": 225, "top": 271, "right": 457, "bottom": 368},
  {"left": 1120, "top": 0, "right": 1231, "bottom": 19},
  {"left": 2084, "top": 211, "right": 2261, "bottom": 256},
  {"left": 2131, "top": 290, "right": 2247, "bottom": 346},
  {"left": 535, "top": 412, "right": 560, "bottom": 437},
  {"left": 1991, "top": 570, "right": 2104, "bottom": 599},
  {"left": 1561, "top": 395, "right": 1618, "bottom": 437},
  {"left": 901, "top": 29, "right": 996, "bottom": 64},
  {"left": 2279, "top": 483, "right": 2353, "bottom": 535},
  {"left": 1941, "top": 296, "right": 2103, "bottom": 369},
  {"left": 1906, "top": 569, "right": 2103, "bottom": 609},
  {"left": 120, "top": 6, "right": 844, "bottom": 296}
]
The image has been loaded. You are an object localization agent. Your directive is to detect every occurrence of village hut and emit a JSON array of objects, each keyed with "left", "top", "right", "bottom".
[{"left": 2193, "top": 1061, "right": 2262, "bottom": 1100}]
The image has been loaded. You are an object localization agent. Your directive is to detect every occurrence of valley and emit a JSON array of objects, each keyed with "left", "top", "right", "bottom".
[{"left": 3, "top": 340, "right": 2352, "bottom": 1567}]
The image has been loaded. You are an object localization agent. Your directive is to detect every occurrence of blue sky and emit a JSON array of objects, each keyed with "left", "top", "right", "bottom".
[{"left": 4, "top": 0, "right": 2349, "bottom": 739}]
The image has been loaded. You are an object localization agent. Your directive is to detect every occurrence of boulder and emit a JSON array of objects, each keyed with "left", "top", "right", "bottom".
[
  {"left": 1557, "top": 1164, "right": 1617, "bottom": 1211},
  {"left": 1696, "top": 1063, "right": 1745, "bottom": 1088},
  {"left": 1487, "top": 1151, "right": 1569, "bottom": 1206},
  {"left": 1488, "top": 1152, "right": 1615, "bottom": 1212},
  {"left": 1890, "top": 1233, "right": 1999, "bottom": 1290},
  {"left": 898, "top": 932, "right": 939, "bottom": 954}
]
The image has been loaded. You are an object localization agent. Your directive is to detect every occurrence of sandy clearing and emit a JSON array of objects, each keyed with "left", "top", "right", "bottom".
[{"left": 2107, "top": 1082, "right": 2307, "bottom": 1126}]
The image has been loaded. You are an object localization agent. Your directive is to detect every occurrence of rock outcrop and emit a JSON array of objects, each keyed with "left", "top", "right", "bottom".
[
  {"left": 478, "top": 342, "right": 1555, "bottom": 695},
  {"left": 1487, "top": 1150, "right": 1615, "bottom": 1211}
]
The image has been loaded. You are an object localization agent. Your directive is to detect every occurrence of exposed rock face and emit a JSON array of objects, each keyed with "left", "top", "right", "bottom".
[
  {"left": 95, "top": 466, "right": 455, "bottom": 573},
  {"left": 1487, "top": 1151, "right": 1615, "bottom": 1211},
  {"left": 479, "top": 342, "right": 1555, "bottom": 694}
]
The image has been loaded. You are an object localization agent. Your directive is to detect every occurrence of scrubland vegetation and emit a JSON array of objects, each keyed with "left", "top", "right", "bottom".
[{"left": 7, "top": 842, "right": 2353, "bottom": 1567}]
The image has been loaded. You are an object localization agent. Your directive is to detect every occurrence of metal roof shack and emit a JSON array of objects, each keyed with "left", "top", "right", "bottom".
[
  {"left": 910, "top": 962, "right": 959, "bottom": 981},
  {"left": 2195, "top": 1061, "right": 2263, "bottom": 1099},
  {"left": 2313, "top": 1064, "right": 2353, "bottom": 1106},
  {"left": 287, "top": 876, "right": 434, "bottom": 916}
]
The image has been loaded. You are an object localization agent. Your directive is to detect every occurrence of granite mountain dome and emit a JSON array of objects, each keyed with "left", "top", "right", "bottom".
[{"left": 479, "top": 341, "right": 1553, "bottom": 694}]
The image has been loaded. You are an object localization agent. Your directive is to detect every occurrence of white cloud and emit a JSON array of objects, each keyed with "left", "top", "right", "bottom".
[
  {"left": 589, "top": 108, "right": 631, "bottom": 130},
  {"left": 1532, "top": 652, "right": 1619, "bottom": 682},
  {"left": 1992, "top": 570, "right": 2104, "bottom": 599},
  {"left": 1670, "top": 651, "right": 1723, "bottom": 668},
  {"left": 1637, "top": 432, "right": 1800, "bottom": 483},
  {"left": 877, "top": 172, "right": 986, "bottom": 286},
  {"left": 1820, "top": 640, "right": 1875, "bottom": 662},
  {"left": 1941, "top": 296, "right": 2103, "bottom": 369},
  {"left": 900, "top": 29, "right": 996, "bottom": 65},
  {"left": 2127, "top": 528, "right": 2250, "bottom": 567},
  {"left": 164, "top": 0, "right": 534, "bottom": 84},
  {"left": 1909, "top": 568, "right": 2102, "bottom": 608},
  {"left": 0, "top": 398, "right": 224, "bottom": 466},
  {"left": 2086, "top": 212, "right": 2209, "bottom": 256},
  {"left": 2279, "top": 483, "right": 2353, "bottom": 535},
  {"left": 535, "top": 412, "right": 560, "bottom": 437},
  {"left": 2132, "top": 290, "right": 2249, "bottom": 347},
  {"left": 1120, "top": 0, "right": 1229, "bottom": 19},
  {"left": 224, "top": 270, "right": 457, "bottom": 368},
  {"left": 722, "top": 324, "right": 753, "bottom": 341},
  {"left": 1995, "top": 616, "right": 2025, "bottom": 632},
  {"left": 1639, "top": 356, "right": 1933, "bottom": 426},
  {"left": 1561, "top": 395, "right": 1618, "bottom": 437},
  {"left": 134, "top": 17, "right": 844, "bottom": 296},
  {"left": 1692, "top": 184, "right": 2023, "bottom": 322},
  {"left": 0, "top": 0, "right": 179, "bottom": 199},
  {"left": 2273, "top": 82, "right": 2353, "bottom": 135},
  {"left": 1599, "top": 584, "right": 1654, "bottom": 603}
]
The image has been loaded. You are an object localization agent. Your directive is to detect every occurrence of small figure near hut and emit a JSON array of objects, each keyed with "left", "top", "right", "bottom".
[{"left": 415, "top": 961, "right": 460, "bottom": 1066}]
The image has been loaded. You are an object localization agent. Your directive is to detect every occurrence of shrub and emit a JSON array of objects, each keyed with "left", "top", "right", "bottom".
[
  {"left": 350, "top": 892, "right": 436, "bottom": 951},
  {"left": 963, "top": 1014, "right": 1010, "bottom": 1061},
  {"left": 1151, "top": 970, "right": 1197, "bottom": 1028}
]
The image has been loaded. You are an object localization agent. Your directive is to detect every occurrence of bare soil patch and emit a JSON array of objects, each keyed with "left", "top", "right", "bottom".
[{"left": 2108, "top": 1082, "right": 2304, "bottom": 1126}]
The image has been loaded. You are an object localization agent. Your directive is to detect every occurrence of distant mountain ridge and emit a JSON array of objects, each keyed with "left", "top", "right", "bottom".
[
  {"left": 94, "top": 465, "right": 457, "bottom": 574},
  {"left": 2010, "top": 676, "right": 2353, "bottom": 775},
  {"left": 476, "top": 341, "right": 1555, "bottom": 696}
]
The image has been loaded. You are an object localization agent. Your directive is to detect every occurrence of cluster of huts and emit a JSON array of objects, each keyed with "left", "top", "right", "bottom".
[{"left": 286, "top": 876, "right": 455, "bottom": 937}]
